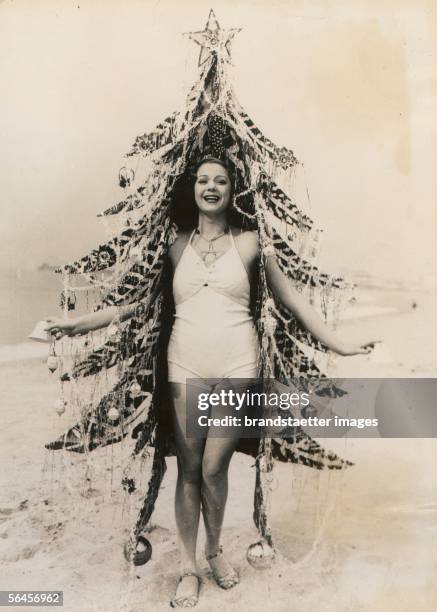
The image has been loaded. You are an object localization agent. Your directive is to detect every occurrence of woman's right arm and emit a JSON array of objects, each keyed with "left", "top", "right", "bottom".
[
  {"left": 45, "top": 303, "right": 137, "bottom": 338},
  {"left": 46, "top": 234, "right": 176, "bottom": 339}
]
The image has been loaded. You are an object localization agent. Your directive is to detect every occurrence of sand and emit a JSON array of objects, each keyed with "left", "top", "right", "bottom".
[{"left": 1, "top": 289, "right": 437, "bottom": 611}]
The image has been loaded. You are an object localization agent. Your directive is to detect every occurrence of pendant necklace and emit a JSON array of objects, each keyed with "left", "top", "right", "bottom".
[{"left": 195, "top": 227, "right": 229, "bottom": 265}]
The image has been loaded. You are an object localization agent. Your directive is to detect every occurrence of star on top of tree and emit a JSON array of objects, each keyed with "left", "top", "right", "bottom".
[{"left": 185, "top": 9, "right": 241, "bottom": 66}]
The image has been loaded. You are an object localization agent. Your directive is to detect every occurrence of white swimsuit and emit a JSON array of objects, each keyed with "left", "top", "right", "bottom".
[{"left": 167, "top": 230, "right": 259, "bottom": 387}]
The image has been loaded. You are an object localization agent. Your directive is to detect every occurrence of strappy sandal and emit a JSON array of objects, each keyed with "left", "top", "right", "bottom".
[
  {"left": 206, "top": 545, "right": 239, "bottom": 590},
  {"left": 170, "top": 572, "right": 201, "bottom": 608}
]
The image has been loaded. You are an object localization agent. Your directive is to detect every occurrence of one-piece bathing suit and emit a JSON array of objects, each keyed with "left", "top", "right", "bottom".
[{"left": 167, "top": 229, "right": 259, "bottom": 389}]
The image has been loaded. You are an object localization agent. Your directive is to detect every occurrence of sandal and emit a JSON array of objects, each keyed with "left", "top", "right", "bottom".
[
  {"left": 170, "top": 572, "right": 201, "bottom": 608},
  {"left": 206, "top": 545, "right": 239, "bottom": 590}
]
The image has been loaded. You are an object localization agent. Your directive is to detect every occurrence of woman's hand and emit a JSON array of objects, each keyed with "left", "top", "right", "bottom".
[
  {"left": 336, "top": 339, "right": 381, "bottom": 357},
  {"left": 264, "top": 257, "right": 383, "bottom": 357},
  {"left": 44, "top": 316, "right": 78, "bottom": 340}
]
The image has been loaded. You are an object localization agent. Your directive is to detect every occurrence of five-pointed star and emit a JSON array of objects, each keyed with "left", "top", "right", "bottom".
[{"left": 186, "top": 9, "right": 241, "bottom": 66}]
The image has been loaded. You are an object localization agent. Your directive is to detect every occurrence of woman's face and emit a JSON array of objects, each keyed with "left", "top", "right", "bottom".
[{"left": 194, "top": 162, "right": 232, "bottom": 216}]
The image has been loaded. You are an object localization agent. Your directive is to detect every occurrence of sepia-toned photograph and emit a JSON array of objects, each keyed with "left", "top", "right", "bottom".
[{"left": 1, "top": 1, "right": 436, "bottom": 610}]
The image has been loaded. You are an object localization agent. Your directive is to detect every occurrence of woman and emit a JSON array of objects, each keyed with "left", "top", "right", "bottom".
[{"left": 46, "top": 157, "right": 377, "bottom": 608}]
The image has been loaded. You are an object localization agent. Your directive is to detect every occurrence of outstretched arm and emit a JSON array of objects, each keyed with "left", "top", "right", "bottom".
[
  {"left": 45, "top": 303, "right": 138, "bottom": 338},
  {"left": 265, "top": 256, "right": 379, "bottom": 356}
]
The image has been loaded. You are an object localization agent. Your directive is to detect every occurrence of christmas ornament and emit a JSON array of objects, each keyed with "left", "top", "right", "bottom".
[
  {"left": 246, "top": 541, "right": 276, "bottom": 569},
  {"left": 129, "top": 382, "right": 142, "bottom": 398},
  {"left": 60, "top": 290, "right": 77, "bottom": 311},
  {"left": 108, "top": 407, "right": 120, "bottom": 421},
  {"left": 134, "top": 303, "right": 146, "bottom": 317},
  {"left": 107, "top": 324, "right": 120, "bottom": 338},
  {"left": 124, "top": 535, "right": 152, "bottom": 566},
  {"left": 185, "top": 9, "right": 241, "bottom": 66},
  {"left": 47, "top": 355, "right": 59, "bottom": 373},
  {"left": 54, "top": 399, "right": 67, "bottom": 416},
  {"left": 119, "top": 166, "right": 135, "bottom": 188},
  {"left": 98, "top": 251, "right": 111, "bottom": 266}
]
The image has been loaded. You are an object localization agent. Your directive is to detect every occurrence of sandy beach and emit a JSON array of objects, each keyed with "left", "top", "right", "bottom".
[{"left": 1, "top": 288, "right": 437, "bottom": 612}]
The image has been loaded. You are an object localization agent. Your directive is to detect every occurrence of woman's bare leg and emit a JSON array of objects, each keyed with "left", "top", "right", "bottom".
[
  {"left": 170, "top": 382, "right": 205, "bottom": 602},
  {"left": 201, "top": 435, "right": 240, "bottom": 557},
  {"left": 201, "top": 381, "right": 248, "bottom": 583}
]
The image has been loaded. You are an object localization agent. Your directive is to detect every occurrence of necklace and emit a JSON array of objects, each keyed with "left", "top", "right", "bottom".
[{"left": 195, "top": 227, "right": 229, "bottom": 265}]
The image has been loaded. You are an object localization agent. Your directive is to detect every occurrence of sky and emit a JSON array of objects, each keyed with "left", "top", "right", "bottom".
[{"left": 1, "top": 0, "right": 436, "bottom": 283}]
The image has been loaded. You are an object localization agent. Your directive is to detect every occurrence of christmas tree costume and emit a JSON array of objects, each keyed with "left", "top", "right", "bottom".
[{"left": 46, "top": 11, "right": 352, "bottom": 566}]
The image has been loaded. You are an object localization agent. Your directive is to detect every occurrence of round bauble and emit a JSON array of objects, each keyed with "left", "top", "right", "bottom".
[
  {"left": 130, "top": 382, "right": 142, "bottom": 398},
  {"left": 54, "top": 399, "right": 67, "bottom": 415},
  {"left": 47, "top": 356, "right": 59, "bottom": 373},
  {"left": 108, "top": 407, "right": 120, "bottom": 421},
  {"left": 246, "top": 541, "right": 275, "bottom": 569}
]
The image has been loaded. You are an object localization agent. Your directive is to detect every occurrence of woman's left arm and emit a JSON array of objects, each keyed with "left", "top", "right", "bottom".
[{"left": 265, "top": 256, "right": 379, "bottom": 356}]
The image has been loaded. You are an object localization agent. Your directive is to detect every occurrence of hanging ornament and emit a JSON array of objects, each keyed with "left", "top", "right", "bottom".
[
  {"left": 98, "top": 251, "right": 111, "bottom": 266},
  {"left": 60, "top": 290, "right": 77, "bottom": 311},
  {"left": 130, "top": 382, "right": 142, "bottom": 398},
  {"left": 119, "top": 166, "right": 135, "bottom": 188},
  {"left": 107, "top": 324, "right": 120, "bottom": 339},
  {"left": 134, "top": 303, "right": 146, "bottom": 317},
  {"left": 123, "top": 535, "right": 153, "bottom": 566},
  {"left": 262, "top": 297, "right": 277, "bottom": 335},
  {"left": 47, "top": 355, "right": 59, "bottom": 373},
  {"left": 263, "top": 314, "right": 277, "bottom": 335},
  {"left": 246, "top": 541, "right": 276, "bottom": 570},
  {"left": 108, "top": 407, "right": 120, "bottom": 421},
  {"left": 54, "top": 399, "right": 67, "bottom": 416}
]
